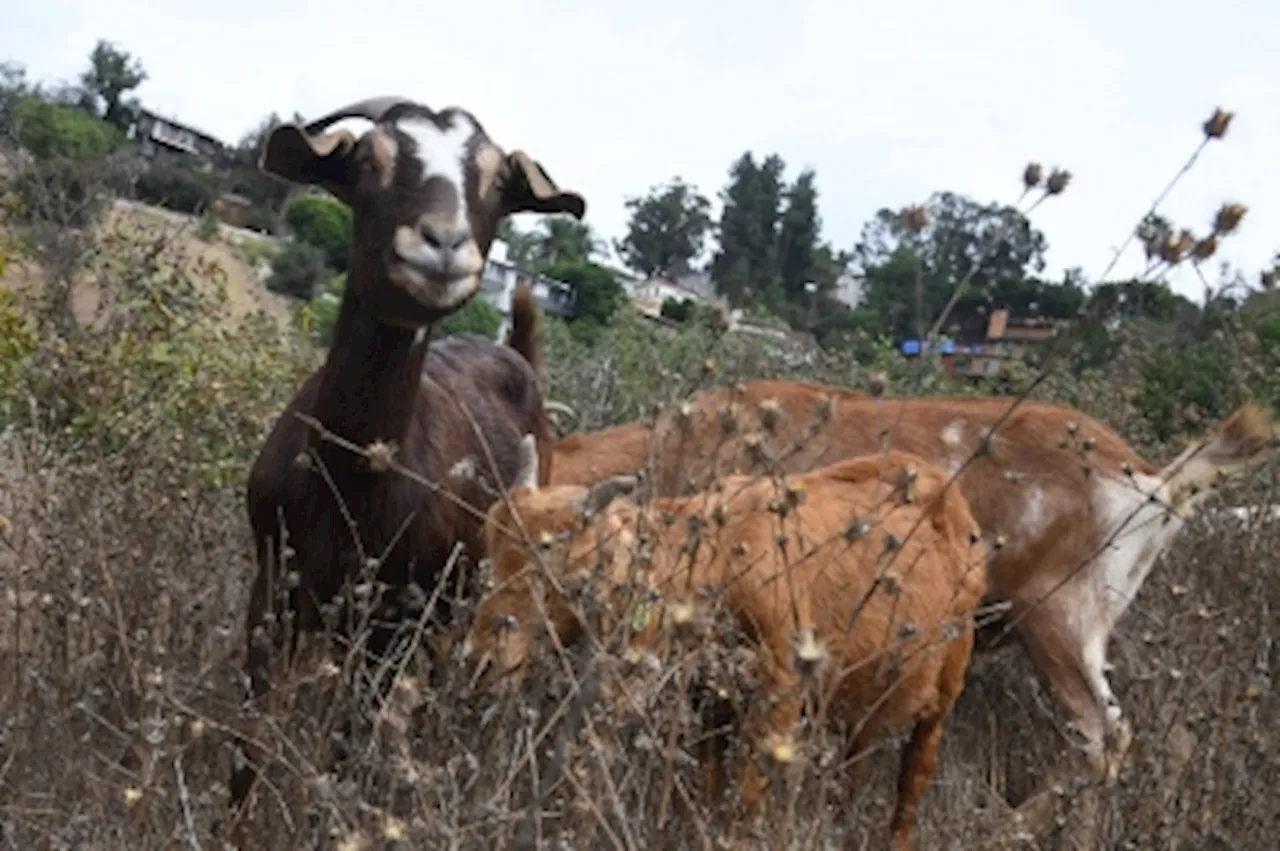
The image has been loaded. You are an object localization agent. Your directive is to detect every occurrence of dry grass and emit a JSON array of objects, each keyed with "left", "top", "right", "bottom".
[{"left": 2, "top": 390, "right": 1277, "bottom": 850}]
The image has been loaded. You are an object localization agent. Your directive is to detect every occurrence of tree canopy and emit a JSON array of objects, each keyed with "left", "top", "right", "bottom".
[{"left": 615, "top": 177, "right": 713, "bottom": 278}]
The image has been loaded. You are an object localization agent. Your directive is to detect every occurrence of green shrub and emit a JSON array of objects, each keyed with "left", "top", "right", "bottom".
[
  {"left": 283, "top": 193, "right": 352, "bottom": 271},
  {"left": 133, "top": 158, "right": 217, "bottom": 215},
  {"left": 0, "top": 231, "right": 317, "bottom": 488},
  {"left": 542, "top": 259, "right": 624, "bottom": 345},
  {"left": 11, "top": 96, "right": 123, "bottom": 162},
  {"left": 310, "top": 272, "right": 345, "bottom": 347},
  {"left": 195, "top": 210, "right": 220, "bottom": 242},
  {"left": 436, "top": 294, "right": 503, "bottom": 339},
  {"left": 268, "top": 240, "right": 329, "bottom": 301}
]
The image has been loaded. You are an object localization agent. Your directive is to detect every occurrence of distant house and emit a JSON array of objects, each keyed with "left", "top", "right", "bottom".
[
  {"left": 483, "top": 238, "right": 579, "bottom": 339},
  {"left": 900, "top": 308, "right": 1068, "bottom": 380},
  {"left": 630, "top": 276, "right": 714, "bottom": 319},
  {"left": 131, "top": 108, "right": 224, "bottom": 160},
  {"left": 832, "top": 270, "right": 864, "bottom": 310}
]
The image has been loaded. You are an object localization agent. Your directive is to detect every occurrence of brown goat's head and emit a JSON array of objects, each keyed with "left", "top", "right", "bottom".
[
  {"left": 463, "top": 435, "right": 640, "bottom": 686},
  {"left": 260, "top": 96, "right": 586, "bottom": 328}
]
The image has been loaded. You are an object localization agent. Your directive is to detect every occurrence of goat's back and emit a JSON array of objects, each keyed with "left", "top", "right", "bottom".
[
  {"left": 549, "top": 421, "right": 654, "bottom": 486},
  {"left": 592, "top": 449, "right": 988, "bottom": 734},
  {"left": 647, "top": 380, "right": 1157, "bottom": 594}
]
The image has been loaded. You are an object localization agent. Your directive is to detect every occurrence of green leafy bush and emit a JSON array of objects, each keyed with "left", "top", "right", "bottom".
[
  {"left": 436, "top": 294, "right": 503, "bottom": 339},
  {"left": 542, "top": 259, "right": 624, "bottom": 345},
  {"left": 283, "top": 193, "right": 352, "bottom": 271},
  {"left": 10, "top": 96, "right": 123, "bottom": 162},
  {"left": 308, "top": 271, "right": 345, "bottom": 346},
  {"left": 0, "top": 229, "right": 317, "bottom": 488},
  {"left": 268, "top": 240, "right": 329, "bottom": 301},
  {"left": 133, "top": 158, "right": 218, "bottom": 215}
]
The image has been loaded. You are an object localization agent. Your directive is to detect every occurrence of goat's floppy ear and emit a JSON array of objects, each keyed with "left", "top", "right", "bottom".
[
  {"left": 259, "top": 123, "right": 358, "bottom": 195},
  {"left": 503, "top": 151, "right": 587, "bottom": 219}
]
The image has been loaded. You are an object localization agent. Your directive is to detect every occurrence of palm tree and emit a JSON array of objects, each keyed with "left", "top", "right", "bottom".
[
  {"left": 497, "top": 220, "right": 540, "bottom": 271},
  {"left": 533, "top": 216, "right": 604, "bottom": 270}
]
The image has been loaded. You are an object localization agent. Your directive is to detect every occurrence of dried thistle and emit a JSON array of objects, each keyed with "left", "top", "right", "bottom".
[
  {"left": 665, "top": 600, "right": 697, "bottom": 630},
  {"left": 897, "top": 466, "right": 919, "bottom": 504},
  {"left": 903, "top": 204, "right": 929, "bottom": 233},
  {"left": 675, "top": 401, "right": 695, "bottom": 434},
  {"left": 763, "top": 730, "right": 798, "bottom": 765},
  {"left": 1045, "top": 168, "right": 1072, "bottom": 196},
  {"left": 757, "top": 397, "right": 785, "bottom": 434},
  {"left": 814, "top": 395, "right": 836, "bottom": 426},
  {"left": 365, "top": 439, "right": 397, "bottom": 473},
  {"left": 867, "top": 370, "right": 888, "bottom": 398},
  {"left": 1203, "top": 107, "right": 1234, "bottom": 140},
  {"left": 1023, "top": 162, "right": 1044, "bottom": 190},
  {"left": 717, "top": 403, "right": 740, "bottom": 437},
  {"left": 382, "top": 817, "right": 407, "bottom": 841},
  {"left": 743, "top": 432, "right": 772, "bottom": 466},
  {"left": 843, "top": 517, "right": 871, "bottom": 542},
  {"left": 792, "top": 627, "right": 828, "bottom": 676},
  {"left": 1160, "top": 230, "right": 1195, "bottom": 265},
  {"left": 1212, "top": 202, "right": 1247, "bottom": 236},
  {"left": 1192, "top": 236, "right": 1219, "bottom": 262}
]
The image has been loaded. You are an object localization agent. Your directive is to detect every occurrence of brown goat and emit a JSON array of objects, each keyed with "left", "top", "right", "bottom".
[
  {"left": 229, "top": 96, "right": 586, "bottom": 821},
  {"left": 466, "top": 436, "right": 988, "bottom": 849},
  {"left": 551, "top": 378, "right": 1280, "bottom": 802},
  {"left": 547, "top": 420, "right": 653, "bottom": 485}
]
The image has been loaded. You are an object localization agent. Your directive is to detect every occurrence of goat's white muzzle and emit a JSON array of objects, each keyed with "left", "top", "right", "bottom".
[{"left": 388, "top": 226, "right": 483, "bottom": 311}]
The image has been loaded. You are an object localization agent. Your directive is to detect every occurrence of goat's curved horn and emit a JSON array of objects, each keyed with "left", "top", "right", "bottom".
[
  {"left": 302, "top": 96, "right": 418, "bottom": 134},
  {"left": 544, "top": 400, "right": 578, "bottom": 422},
  {"left": 514, "top": 434, "right": 540, "bottom": 490}
]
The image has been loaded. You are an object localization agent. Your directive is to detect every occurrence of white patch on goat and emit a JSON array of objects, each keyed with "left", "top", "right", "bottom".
[
  {"left": 1089, "top": 473, "right": 1183, "bottom": 628},
  {"left": 1019, "top": 485, "right": 1049, "bottom": 541},
  {"left": 941, "top": 419, "right": 966, "bottom": 475}
]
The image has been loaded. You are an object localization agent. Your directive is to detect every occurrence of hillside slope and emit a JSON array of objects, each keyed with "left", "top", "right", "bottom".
[{"left": 1, "top": 198, "right": 297, "bottom": 325}]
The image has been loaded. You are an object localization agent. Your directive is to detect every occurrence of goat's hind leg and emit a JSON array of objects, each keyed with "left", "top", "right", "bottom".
[
  {"left": 885, "top": 634, "right": 974, "bottom": 851},
  {"left": 1011, "top": 590, "right": 1131, "bottom": 839}
]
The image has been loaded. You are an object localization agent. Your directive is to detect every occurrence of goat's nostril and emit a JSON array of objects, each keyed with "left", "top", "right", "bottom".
[
  {"left": 419, "top": 223, "right": 444, "bottom": 250},
  {"left": 419, "top": 222, "right": 471, "bottom": 252}
]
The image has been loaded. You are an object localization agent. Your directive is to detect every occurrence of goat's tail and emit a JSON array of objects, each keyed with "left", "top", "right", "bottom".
[
  {"left": 506, "top": 283, "right": 541, "bottom": 375},
  {"left": 1159, "top": 402, "right": 1279, "bottom": 511}
]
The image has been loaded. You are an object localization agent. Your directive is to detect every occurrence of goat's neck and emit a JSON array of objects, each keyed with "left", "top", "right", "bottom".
[{"left": 309, "top": 285, "right": 428, "bottom": 470}]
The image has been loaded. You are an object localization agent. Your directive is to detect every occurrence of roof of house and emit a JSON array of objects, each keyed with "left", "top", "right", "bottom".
[{"left": 136, "top": 107, "right": 224, "bottom": 147}]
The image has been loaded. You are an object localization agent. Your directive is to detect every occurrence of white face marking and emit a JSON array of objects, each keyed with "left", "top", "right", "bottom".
[{"left": 399, "top": 113, "right": 475, "bottom": 229}]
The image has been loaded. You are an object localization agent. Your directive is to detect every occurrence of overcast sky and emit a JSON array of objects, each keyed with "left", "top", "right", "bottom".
[{"left": 3, "top": 0, "right": 1275, "bottom": 301}]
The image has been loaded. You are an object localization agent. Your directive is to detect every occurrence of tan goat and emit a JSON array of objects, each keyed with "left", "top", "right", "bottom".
[
  {"left": 552, "top": 378, "right": 1280, "bottom": 799},
  {"left": 547, "top": 419, "right": 653, "bottom": 486},
  {"left": 466, "top": 434, "right": 989, "bottom": 849}
]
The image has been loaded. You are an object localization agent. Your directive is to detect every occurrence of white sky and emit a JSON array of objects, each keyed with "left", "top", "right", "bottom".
[{"left": 3, "top": 0, "right": 1276, "bottom": 302}]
